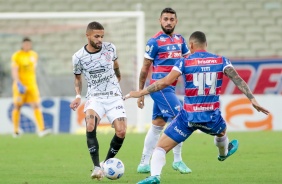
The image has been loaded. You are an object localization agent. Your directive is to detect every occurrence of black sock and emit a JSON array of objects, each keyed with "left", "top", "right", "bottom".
[
  {"left": 104, "top": 134, "right": 125, "bottom": 161},
  {"left": 86, "top": 117, "right": 100, "bottom": 167}
]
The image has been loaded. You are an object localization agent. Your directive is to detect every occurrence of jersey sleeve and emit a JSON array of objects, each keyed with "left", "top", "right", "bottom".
[
  {"left": 11, "top": 52, "right": 18, "bottom": 67},
  {"left": 144, "top": 38, "right": 158, "bottom": 60},
  {"left": 72, "top": 54, "right": 82, "bottom": 75},
  {"left": 111, "top": 43, "right": 118, "bottom": 61},
  {"left": 172, "top": 58, "right": 185, "bottom": 74},
  {"left": 222, "top": 56, "right": 233, "bottom": 72},
  {"left": 181, "top": 36, "right": 190, "bottom": 56}
]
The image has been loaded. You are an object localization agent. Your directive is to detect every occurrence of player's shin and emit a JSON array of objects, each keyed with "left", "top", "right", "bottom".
[
  {"left": 87, "top": 119, "right": 100, "bottom": 167},
  {"left": 214, "top": 134, "right": 229, "bottom": 156},
  {"left": 34, "top": 108, "right": 45, "bottom": 131},
  {"left": 172, "top": 142, "right": 183, "bottom": 162},
  {"left": 141, "top": 124, "right": 164, "bottom": 165},
  {"left": 12, "top": 108, "right": 20, "bottom": 133},
  {"left": 151, "top": 147, "right": 166, "bottom": 176},
  {"left": 104, "top": 134, "right": 125, "bottom": 161}
]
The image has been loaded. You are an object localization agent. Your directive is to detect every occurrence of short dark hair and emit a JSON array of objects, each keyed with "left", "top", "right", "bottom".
[
  {"left": 22, "top": 37, "right": 31, "bottom": 42},
  {"left": 160, "top": 7, "right": 177, "bottom": 18},
  {"left": 86, "top": 21, "right": 104, "bottom": 32},
  {"left": 189, "top": 31, "right": 207, "bottom": 44}
]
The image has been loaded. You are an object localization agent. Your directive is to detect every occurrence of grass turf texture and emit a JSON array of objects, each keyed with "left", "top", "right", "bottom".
[{"left": 0, "top": 132, "right": 281, "bottom": 184}]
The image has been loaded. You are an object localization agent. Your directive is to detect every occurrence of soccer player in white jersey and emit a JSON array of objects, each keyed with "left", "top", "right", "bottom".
[{"left": 70, "top": 21, "right": 127, "bottom": 181}]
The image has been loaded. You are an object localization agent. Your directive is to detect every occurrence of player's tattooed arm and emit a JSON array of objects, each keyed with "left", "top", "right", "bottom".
[
  {"left": 224, "top": 66, "right": 254, "bottom": 100},
  {"left": 74, "top": 74, "right": 82, "bottom": 95},
  {"left": 139, "top": 58, "right": 152, "bottom": 90},
  {"left": 114, "top": 60, "right": 121, "bottom": 82}
]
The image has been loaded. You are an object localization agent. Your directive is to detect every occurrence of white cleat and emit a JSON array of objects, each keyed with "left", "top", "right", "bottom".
[
  {"left": 91, "top": 166, "right": 104, "bottom": 181},
  {"left": 38, "top": 129, "right": 52, "bottom": 137}
]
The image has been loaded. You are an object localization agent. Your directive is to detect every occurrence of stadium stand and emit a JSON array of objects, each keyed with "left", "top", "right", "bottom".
[{"left": 0, "top": 0, "right": 281, "bottom": 97}]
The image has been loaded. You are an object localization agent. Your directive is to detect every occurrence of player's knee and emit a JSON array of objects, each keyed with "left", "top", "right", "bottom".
[
  {"left": 86, "top": 121, "right": 96, "bottom": 132},
  {"left": 85, "top": 114, "right": 98, "bottom": 132},
  {"left": 115, "top": 128, "right": 126, "bottom": 138}
]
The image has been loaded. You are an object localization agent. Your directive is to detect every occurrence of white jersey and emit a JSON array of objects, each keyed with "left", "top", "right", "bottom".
[{"left": 72, "top": 42, "right": 122, "bottom": 100}]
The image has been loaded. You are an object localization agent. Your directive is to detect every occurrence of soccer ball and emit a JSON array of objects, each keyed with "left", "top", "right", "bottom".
[{"left": 103, "top": 158, "right": 125, "bottom": 180}]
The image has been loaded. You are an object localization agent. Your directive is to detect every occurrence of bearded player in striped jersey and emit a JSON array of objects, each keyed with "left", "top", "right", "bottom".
[
  {"left": 70, "top": 22, "right": 127, "bottom": 181},
  {"left": 136, "top": 7, "right": 191, "bottom": 174},
  {"left": 125, "top": 31, "right": 269, "bottom": 184}
]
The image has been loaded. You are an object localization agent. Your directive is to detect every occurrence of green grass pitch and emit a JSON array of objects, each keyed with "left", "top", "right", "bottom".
[{"left": 0, "top": 131, "right": 281, "bottom": 184}]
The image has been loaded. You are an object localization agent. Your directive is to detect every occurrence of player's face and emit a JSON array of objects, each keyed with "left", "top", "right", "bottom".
[
  {"left": 159, "top": 13, "right": 177, "bottom": 35},
  {"left": 87, "top": 29, "right": 104, "bottom": 50},
  {"left": 22, "top": 41, "right": 32, "bottom": 52}
]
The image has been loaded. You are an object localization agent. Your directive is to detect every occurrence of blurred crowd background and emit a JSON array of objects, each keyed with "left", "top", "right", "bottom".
[{"left": 0, "top": 0, "right": 281, "bottom": 97}]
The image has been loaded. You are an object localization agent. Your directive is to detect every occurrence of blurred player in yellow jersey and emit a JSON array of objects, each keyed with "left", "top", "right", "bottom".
[{"left": 11, "top": 37, "right": 51, "bottom": 138}]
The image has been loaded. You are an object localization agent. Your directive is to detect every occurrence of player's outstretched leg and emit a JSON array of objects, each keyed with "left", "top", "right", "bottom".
[
  {"left": 137, "top": 175, "right": 161, "bottom": 184},
  {"left": 172, "top": 142, "right": 192, "bottom": 174},
  {"left": 137, "top": 125, "right": 163, "bottom": 173},
  {"left": 218, "top": 140, "right": 239, "bottom": 161}
]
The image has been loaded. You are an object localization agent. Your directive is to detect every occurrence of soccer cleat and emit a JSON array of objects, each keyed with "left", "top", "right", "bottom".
[
  {"left": 172, "top": 161, "right": 192, "bottom": 174},
  {"left": 137, "top": 175, "right": 160, "bottom": 184},
  {"left": 38, "top": 129, "right": 52, "bottom": 137},
  {"left": 100, "top": 161, "right": 104, "bottom": 169},
  {"left": 218, "top": 140, "right": 239, "bottom": 161},
  {"left": 91, "top": 166, "right": 104, "bottom": 181},
  {"left": 137, "top": 164, "right": 150, "bottom": 173},
  {"left": 12, "top": 132, "right": 21, "bottom": 138}
]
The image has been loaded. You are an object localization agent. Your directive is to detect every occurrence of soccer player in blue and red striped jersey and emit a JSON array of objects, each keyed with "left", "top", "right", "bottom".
[
  {"left": 125, "top": 31, "right": 269, "bottom": 184},
  {"left": 136, "top": 7, "right": 191, "bottom": 174}
]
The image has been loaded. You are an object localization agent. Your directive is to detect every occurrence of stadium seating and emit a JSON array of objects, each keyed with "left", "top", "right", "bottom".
[{"left": 0, "top": 0, "right": 281, "bottom": 96}]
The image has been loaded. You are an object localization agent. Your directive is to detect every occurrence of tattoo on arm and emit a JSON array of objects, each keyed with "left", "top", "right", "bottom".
[
  {"left": 224, "top": 67, "right": 254, "bottom": 99},
  {"left": 139, "top": 59, "right": 152, "bottom": 90},
  {"left": 147, "top": 81, "right": 163, "bottom": 93},
  {"left": 114, "top": 67, "right": 121, "bottom": 78},
  {"left": 74, "top": 74, "right": 82, "bottom": 94}
]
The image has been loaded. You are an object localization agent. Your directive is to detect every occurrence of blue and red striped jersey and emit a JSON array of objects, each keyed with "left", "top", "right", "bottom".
[
  {"left": 173, "top": 50, "right": 233, "bottom": 122},
  {"left": 144, "top": 31, "right": 189, "bottom": 92}
]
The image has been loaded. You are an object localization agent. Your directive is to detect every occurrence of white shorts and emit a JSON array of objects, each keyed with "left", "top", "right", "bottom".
[{"left": 84, "top": 97, "right": 127, "bottom": 123}]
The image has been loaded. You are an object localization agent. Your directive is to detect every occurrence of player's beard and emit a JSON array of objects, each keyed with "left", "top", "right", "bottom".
[
  {"left": 90, "top": 40, "right": 102, "bottom": 49},
  {"left": 161, "top": 25, "right": 175, "bottom": 35}
]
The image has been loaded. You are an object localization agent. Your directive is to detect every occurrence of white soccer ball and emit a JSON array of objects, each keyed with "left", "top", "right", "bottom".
[{"left": 103, "top": 158, "right": 125, "bottom": 180}]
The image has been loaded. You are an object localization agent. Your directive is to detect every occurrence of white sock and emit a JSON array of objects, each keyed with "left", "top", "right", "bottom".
[
  {"left": 140, "top": 124, "right": 164, "bottom": 165},
  {"left": 172, "top": 142, "right": 183, "bottom": 162},
  {"left": 214, "top": 134, "right": 229, "bottom": 156},
  {"left": 151, "top": 147, "right": 166, "bottom": 176}
]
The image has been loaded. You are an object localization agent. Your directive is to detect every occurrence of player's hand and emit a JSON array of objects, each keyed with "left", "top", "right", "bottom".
[
  {"left": 70, "top": 98, "right": 81, "bottom": 111},
  {"left": 137, "top": 96, "right": 145, "bottom": 109},
  {"left": 17, "top": 81, "right": 26, "bottom": 94},
  {"left": 251, "top": 98, "right": 270, "bottom": 115},
  {"left": 123, "top": 91, "right": 142, "bottom": 100}
]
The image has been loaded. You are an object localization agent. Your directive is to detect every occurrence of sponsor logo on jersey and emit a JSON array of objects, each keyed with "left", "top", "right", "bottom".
[
  {"left": 188, "top": 122, "right": 212, "bottom": 130},
  {"left": 193, "top": 105, "right": 214, "bottom": 111},
  {"left": 161, "top": 109, "right": 169, "bottom": 114},
  {"left": 159, "top": 36, "right": 166, "bottom": 42},
  {"left": 174, "top": 35, "right": 180, "bottom": 40},
  {"left": 197, "top": 59, "right": 221, "bottom": 65},
  {"left": 89, "top": 69, "right": 106, "bottom": 74}
]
